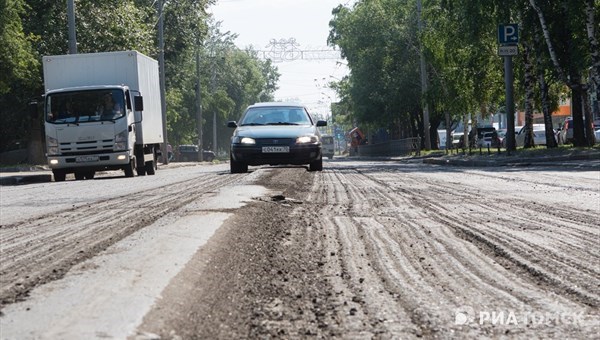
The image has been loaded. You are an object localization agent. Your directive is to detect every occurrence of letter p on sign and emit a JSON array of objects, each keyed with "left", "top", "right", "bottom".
[{"left": 498, "top": 24, "right": 519, "bottom": 45}]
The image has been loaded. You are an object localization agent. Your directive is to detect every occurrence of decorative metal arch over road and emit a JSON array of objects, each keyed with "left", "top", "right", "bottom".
[{"left": 257, "top": 38, "right": 342, "bottom": 62}]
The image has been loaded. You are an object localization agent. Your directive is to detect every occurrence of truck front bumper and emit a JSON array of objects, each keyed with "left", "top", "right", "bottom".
[{"left": 47, "top": 151, "right": 131, "bottom": 170}]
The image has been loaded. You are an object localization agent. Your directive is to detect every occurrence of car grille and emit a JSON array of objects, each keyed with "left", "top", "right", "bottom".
[{"left": 255, "top": 138, "right": 294, "bottom": 146}]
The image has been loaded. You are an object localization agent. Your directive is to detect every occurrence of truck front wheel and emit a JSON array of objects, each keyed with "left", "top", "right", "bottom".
[
  {"left": 124, "top": 160, "right": 135, "bottom": 177},
  {"left": 53, "top": 170, "right": 66, "bottom": 182}
]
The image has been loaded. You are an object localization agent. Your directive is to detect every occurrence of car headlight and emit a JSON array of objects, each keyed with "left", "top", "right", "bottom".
[
  {"left": 233, "top": 136, "right": 256, "bottom": 145},
  {"left": 46, "top": 136, "right": 58, "bottom": 155},
  {"left": 114, "top": 129, "right": 128, "bottom": 151},
  {"left": 296, "top": 136, "right": 318, "bottom": 144}
]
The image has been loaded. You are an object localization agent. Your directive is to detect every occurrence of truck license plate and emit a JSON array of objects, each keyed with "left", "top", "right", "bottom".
[
  {"left": 262, "top": 146, "right": 289, "bottom": 153},
  {"left": 75, "top": 155, "right": 99, "bottom": 163}
]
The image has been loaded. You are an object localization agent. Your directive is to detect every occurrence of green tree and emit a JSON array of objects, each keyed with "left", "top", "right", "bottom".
[{"left": 0, "top": 0, "right": 40, "bottom": 153}]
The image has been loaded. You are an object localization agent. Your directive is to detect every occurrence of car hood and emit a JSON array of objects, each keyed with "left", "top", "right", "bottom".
[{"left": 234, "top": 125, "right": 317, "bottom": 138}]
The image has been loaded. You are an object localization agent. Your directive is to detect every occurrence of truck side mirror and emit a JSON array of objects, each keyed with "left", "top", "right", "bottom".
[
  {"left": 134, "top": 96, "right": 144, "bottom": 111},
  {"left": 28, "top": 101, "right": 39, "bottom": 120},
  {"left": 227, "top": 121, "right": 238, "bottom": 128},
  {"left": 316, "top": 120, "right": 327, "bottom": 127}
]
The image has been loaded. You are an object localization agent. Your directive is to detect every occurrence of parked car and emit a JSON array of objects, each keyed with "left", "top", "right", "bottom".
[
  {"left": 559, "top": 117, "right": 597, "bottom": 144},
  {"left": 558, "top": 118, "right": 574, "bottom": 144},
  {"left": 595, "top": 127, "right": 600, "bottom": 144},
  {"left": 497, "top": 129, "right": 507, "bottom": 147},
  {"left": 452, "top": 131, "right": 464, "bottom": 148},
  {"left": 472, "top": 126, "right": 497, "bottom": 148},
  {"left": 176, "top": 145, "right": 215, "bottom": 162},
  {"left": 477, "top": 131, "right": 501, "bottom": 148},
  {"left": 227, "top": 102, "right": 327, "bottom": 173},
  {"left": 516, "top": 124, "right": 548, "bottom": 147},
  {"left": 321, "top": 135, "right": 335, "bottom": 159}
]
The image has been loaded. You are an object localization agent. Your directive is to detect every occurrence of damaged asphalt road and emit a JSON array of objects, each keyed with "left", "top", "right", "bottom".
[{"left": 0, "top": 160, "right": 598, "bottom": 338}]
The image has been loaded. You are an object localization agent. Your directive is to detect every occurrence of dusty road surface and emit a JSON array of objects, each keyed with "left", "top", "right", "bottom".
[{"left": 0, "top": 160, "right": 599, "bottom": 339}]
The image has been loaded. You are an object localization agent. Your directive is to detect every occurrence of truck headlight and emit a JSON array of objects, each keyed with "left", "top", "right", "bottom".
[
  {"left": 296, "top": 136, "right": 318, "bottom": 144},
  {"left": 233, "top": 136, "right": 256, "bottom": 145},
  {"left": 114, "top": 129, "right": 128, "bottom": 151},
  {"left": 46, "top": 136, "right": 59, "bottom": 155}
]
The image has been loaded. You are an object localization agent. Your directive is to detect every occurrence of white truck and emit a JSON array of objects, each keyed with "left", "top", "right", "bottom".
[{"left": 42, "top": 51, "right": 164, "bottom": 181}]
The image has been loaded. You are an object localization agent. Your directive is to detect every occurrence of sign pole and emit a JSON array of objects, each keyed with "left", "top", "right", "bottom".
[
  {"left": 504, "top": 56, "right": 515, "bottom": 152},
  {"left": 498, "top": 23, "right": 518, "bottom": 153}
]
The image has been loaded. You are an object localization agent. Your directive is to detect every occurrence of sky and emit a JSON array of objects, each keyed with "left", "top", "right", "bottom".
[{"left": 208, "top": 0, "right": 355, "bottom": 118}]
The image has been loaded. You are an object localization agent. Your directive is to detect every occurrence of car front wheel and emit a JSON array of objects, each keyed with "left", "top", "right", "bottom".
[
  {"left": 309, "top": 156, "right": 323, "bottom": 171},
  {"left": 230, "top": 154, "right": 248, "bottom": 173}
]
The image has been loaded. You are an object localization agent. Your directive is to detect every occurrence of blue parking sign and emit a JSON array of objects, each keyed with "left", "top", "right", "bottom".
[{"left": 498, "top": 24, "right": 519, "bottom": 45}]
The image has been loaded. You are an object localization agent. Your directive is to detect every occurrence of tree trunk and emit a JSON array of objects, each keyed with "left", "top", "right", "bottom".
[
  {"left": 523, "top": 40, "right": 536, "bottom": 148},
  {"left": 445, "top": 110, "right": 452, "bottom": 151},
  {"left": 583, "top": 89, "right": 596, "bottom": 146},
  {"left": 571, "top": 83, "right": 586, "bottom": 146},
  {"left": 529, "top": 0, "right": 568, "bottom": 85},
  {"left": 530, "top": 0, "right": 588, "bottom": 146},
  {"left": 534, "top": 22, "right": 557, "bottom": 148},
  {"left": 585, "top": 0, "right": 600, "bottom": 103}
]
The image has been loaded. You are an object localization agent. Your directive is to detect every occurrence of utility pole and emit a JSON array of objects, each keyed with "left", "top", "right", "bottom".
[
  {"left": 210, "top": 50, "right": 218, "bottom": 154},
  {"left": 417, "top": 0, "right": 431, "bottom": 150},
  {"left": 196, "top": 46, "right": 203, "bottom": 161},
  {"left": 157, "top": 0, "right": 169, "bottom": 164},
  {"left": 67, "top": 0, "right": 77, "bottom": 54}
]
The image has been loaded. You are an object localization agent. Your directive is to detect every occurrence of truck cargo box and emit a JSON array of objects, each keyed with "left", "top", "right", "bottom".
[{"left": 43, "top": 51, "right": 163, "bottom": 145}]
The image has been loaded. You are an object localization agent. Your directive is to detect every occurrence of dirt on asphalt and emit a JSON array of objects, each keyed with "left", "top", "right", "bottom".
[
  {"left": 134, "top": 164, "right": 599, "bottom": 339},
  {"left": 1, "top": 160, "right": 598, "bottom": 339}
]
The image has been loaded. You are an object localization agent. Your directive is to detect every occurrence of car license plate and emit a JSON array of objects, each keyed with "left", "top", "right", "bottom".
[
  {"left": 75, "top": 155, "right": 99, "bottom": 163},
  {"left": 262, "top": 146, "right": 289, "bottom": 153}
]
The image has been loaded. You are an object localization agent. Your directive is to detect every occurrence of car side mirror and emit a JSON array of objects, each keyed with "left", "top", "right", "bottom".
[
  {"left": 227, "top": 121, "right": 238, "bottom": 128},
  {"left": 316, "top": 120, "right": 327, "bottom": 127}
]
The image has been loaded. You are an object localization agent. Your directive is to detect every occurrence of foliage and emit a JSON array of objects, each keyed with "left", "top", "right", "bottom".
[
  {"left": 328, "top": 0, "right": 598, "bottom": 148},
  {"left": 0, "top": 0, "right": 278, "bottom": 158}
]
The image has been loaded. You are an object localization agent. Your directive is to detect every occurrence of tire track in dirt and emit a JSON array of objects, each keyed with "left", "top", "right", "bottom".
[
  {"left": 364, "top": 170, "right": 600, "bottom": 307},
  {"left": 0, "top": 172, "right": 249, "bottom": 310},
  {"left": 311, "top": 164, "right": 598, "bottom": 337}
]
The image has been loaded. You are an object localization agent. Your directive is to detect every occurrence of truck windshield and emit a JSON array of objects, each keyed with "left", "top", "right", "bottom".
[{"left": 46, "top": 89, "right": 126, "bottom": 124}]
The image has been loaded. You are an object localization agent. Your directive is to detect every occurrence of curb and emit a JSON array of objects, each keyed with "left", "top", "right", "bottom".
[
  {"left": 0, "top": 174, "right": 53, "bottom": 186},
  {"left": 423, "top": 157, "right": 600, "bottom": 169}
]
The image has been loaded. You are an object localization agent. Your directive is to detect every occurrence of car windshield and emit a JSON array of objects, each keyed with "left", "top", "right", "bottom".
[
  {"left": 46, "top": 89, "right": 126, "bottom": 124},
  {"left": 240, "top": 106, "right": 311, "bottom": 126}
]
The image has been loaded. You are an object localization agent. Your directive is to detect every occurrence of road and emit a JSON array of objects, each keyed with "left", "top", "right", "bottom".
[{"left": 0, "top": 160, "right": 598, "bottom": 339}]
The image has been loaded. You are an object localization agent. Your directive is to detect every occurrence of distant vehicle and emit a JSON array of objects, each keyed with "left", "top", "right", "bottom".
[
  {"left": 227, "top": 102, "right": 327, "bottom": 173},
  {"left": 516, "top": 124, "right": 548, "bottom": 147},
  {"left": 558, "top": 118, "right": 574, "bottom": 144},
  {"left": 497, "top": 129, "right": 507, "bottom": 147},
  {"left": 558, "top": 117, "right": 597, "bottom": 144},
  {"left": 477, "top": 131, "right": 500, "bottom": 148},
  {"left": 595, "top": 127, "right": 600, "bottom": 143},
  {"left": 452, "top": 131, "right": 464, "bottom": 148},
  {"left": 474, "top": 126, "right": 497, "bottom": 146},
  {"left": 321, "top": 135, "right": 335, "bottom": 159},
  {"left": 176, "top": 145, "right": 215, "bottom": 162}
]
